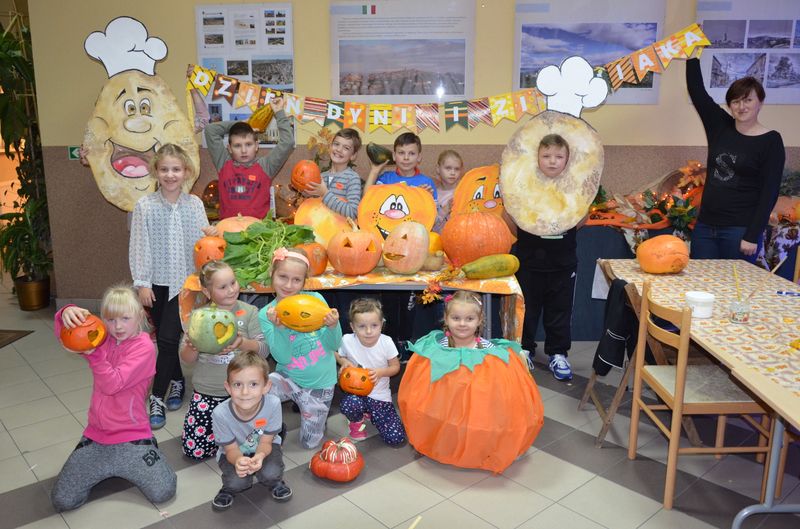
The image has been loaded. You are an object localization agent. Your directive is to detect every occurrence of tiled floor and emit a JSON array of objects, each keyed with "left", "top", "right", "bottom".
[{"left": 1, "top": 282, "right": 799, "bottom": 529}]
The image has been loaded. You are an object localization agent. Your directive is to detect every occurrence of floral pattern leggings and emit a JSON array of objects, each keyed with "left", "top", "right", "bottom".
[{"left": 182, "top": 392, "right": 228, "bottom": 461}]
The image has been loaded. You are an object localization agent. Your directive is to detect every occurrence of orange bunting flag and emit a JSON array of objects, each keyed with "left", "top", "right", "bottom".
[
  {"left": 631, "top": 45, "right": 662, "bottom": 80},
  {"left": 489, "top": 93, "right": 518, "bottom": 125},
  {"left": 675, "top": 23, "right": 711, "bottom": 56},
  {"left": 605, "top": 56, "right": 637, "bottom": 90},
  {"left": 344, "top": 102, "right": 367, "bottom": 131},
  {"left": 302, "top": 97, "right": 328, "bottom": 125},
  {"left": 212, "top": 75, "right": 238, "bottom": 105},
  {"left": 512, "top": 89, "right": 543, "bottom": 117},
  {"left": 369, "top": 104, "right": 393, "bottom": 132},
  {"left": 654, "top": 36, "right": 688, "bottom": 69},
  {"left": 187, "top": 65, "right": 215, "bottom": 96},
  {"left": 392, "top": 104, "right": 416, "bottom": 132},
  {"left": 235, "top": 82, "right": 261, "bottom": 110},
  {"left": 282, "top": 93, "right": 304, "bottom": 119}
]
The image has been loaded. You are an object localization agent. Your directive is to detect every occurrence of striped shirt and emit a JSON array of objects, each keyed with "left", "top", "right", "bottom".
[{"left": 321, "top": 167, "right": 362, "bottom": 219}]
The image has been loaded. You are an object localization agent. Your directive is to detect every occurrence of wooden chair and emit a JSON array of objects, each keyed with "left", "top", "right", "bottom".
[{"left": 628, "top": 280, "right": 773, "bottom": 509}]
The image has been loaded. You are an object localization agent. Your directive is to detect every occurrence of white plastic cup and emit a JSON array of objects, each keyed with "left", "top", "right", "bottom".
[{"left": 685, "top": 291, "right": 714, "bottom": 319}]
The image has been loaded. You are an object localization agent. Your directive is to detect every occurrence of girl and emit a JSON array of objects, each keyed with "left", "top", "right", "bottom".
[
  {"left": 335, "top": 298, "right": 405, "bottom": 446},
  {"left": 130, "top": 143, "right": 215, "bottom": 429},
  {"left": 432, "top": 150, "right": 464, "bottom": 233},
  {"left": 51, "top": 285, "right": 177, "bottom": 511},
  {"left": 179, "top": 260, "right": 268, "bottom": 460},
  {"left": 259, "top": 247, "right": 342, "bottom": 449}
]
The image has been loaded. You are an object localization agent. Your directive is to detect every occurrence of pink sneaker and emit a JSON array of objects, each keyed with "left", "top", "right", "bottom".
[{"left": 348, "top": 420, "right": 367, "bottom": 441}]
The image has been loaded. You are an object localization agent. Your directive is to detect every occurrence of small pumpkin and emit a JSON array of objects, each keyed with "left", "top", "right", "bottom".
[
  {"left": 309, "top": 437, "right": 365, "bottom": 482},
  {"left": 295, "top": 242, "right": 328, "bottom": 276},
  {"left": 294, "top": 197, "right": 351, "bottom": 247},
  {"left": 339, "top": 366, "right": 375, "bottom": 396},
  {"left": 193, "top": 236, "right": 227, "bottom": 270},
  {"left": 60, "top": 314, "right": 107, "bottom": 352},
  {"left": 365, "top": 142, "right": 394, "bottom": 165},
  {"left": 187, "top": 305, "right": 238, "bottom": 354},
  {"left": 327, "top": 222, "right": 383, "bottom": 276},
  {"left": 247, "top": 103, "right": 274, "bottom": 131},
  {"left": 291, "top": 160, "right": 322, "bottom": 192},
  {"left": 451, "top": 164, "right": 504, "bottom": 216},
  {"left": 441, "top": 212, "right": 516, "bottom": 267},
  {"left": 216, "top": 214, "right": 259, "bottom": 235},
  {"left": 636, "top": 235, "right": 689, "bottom": 274},
  {"left": 428, "top": 231, "right": 443, "bottom": 254},
  {"left": 357, "top": 183, "right": 436, "bottom": 240},
  {"left": 275, "top": 294, "right": 330, "bottom": 332},
  {"left": 382, "top": 221, "right": 429, "bottom": 275}
]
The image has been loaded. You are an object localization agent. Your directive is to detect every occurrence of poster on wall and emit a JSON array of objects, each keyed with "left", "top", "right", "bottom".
[
  {"left": 697, "top": 0, "right": 800, "bottom": 104},
  {"left": 194, "top": 3, "right": 294, "bottom": 145},
  {"left": 513, "top": 0, "right": 666, "bottom": 104},
  {"left": 329, "top": 0, "right": 475, "bottom": 103}
]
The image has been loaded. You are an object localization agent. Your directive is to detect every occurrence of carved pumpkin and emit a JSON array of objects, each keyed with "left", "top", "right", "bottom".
[
  {"left": 216, "top": 214, "right": 259, "bottom": 235},
  {"left": 60, "top": 314, "right": 107, "bottom": 352},
  {"left": 294, "top": 197, "right": 350, "bottom": 247},
  {"left": 451, "top": 164, "right": 504, "bottom": 216},
  {"left": 339, "top": 366, "right": 375, "bottom": 396},
  {"left": 357, "top": 183, "right": 436, "bottom": 240},
  {"left": 291, "top": 160, "right": 322, "bottom": 192},
  {"left": 295, "top": 242, "right": 328, "bottom": 276},
  {"left": 275, "top": 294, "right": 330, "bottom": 332},
  {"left": 309, "top": 437, "right": 365, "bottom": 482},
  {"left": 327, "top": 224, "right": 383, "bottom": 276},
  {"left": 187, "top": 305, "right": 237, "bottom": 354},
  {"left": 636, "top": 235, "right": 689, "bottom": 274},
  {"left": 382, "top": 222, "right": 429, "bottom": 275},
  {"left": 441, "top": 212, "right": 516, "bottom": 267},
  {"left": 193, "top": 236, "right": 227, "bottom": 270}
]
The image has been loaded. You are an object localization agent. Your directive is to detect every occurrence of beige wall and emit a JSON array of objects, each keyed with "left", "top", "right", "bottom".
[{"left": 27, "top": 0, "right": 800, "bottom": 300}]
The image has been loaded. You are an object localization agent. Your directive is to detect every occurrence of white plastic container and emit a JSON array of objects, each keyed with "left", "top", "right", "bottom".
[{"left": 685, "top": 291, "right": 714, "bottom": 319}]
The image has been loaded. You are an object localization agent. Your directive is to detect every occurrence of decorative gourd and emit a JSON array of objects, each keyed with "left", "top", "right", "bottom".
[
  {"left": 357, "top": 183, "right": 436, "bottom": 240},
  {"left": 327, "top": 223, "right": 383, "bottom": 276},
  {"left": 60, "top": 314, "right": 107, "bottom": 352},
  {"left": 187, "top": 305, "right": 238, "bottom": 354},
  {"left": 365, "top": 142, "right": 394, "bottom": 165},
  {"left": 247, "top": 103, "right": 274, "bottom": 131},
  {"left": 339, "top": 366, "right": 375, "bottom": 396},
  {"left": 295, "top": 242, "right": 328, "bottom": 276},
  {"left": 382, "top": 222, "right": 429, "bottom": 275},
  {"left": 193, "top": 236, "right": 227, "bottom": 270},
  {"left": 293, "top": 197, "right": 350, "bottom": 247},
  {"left": 428, "top": 231, "right": 443, "bottom": 254},
  {"left": 275, "top": 294, "right": 330, "bottom": 332},
  {"left": 441, "top": 212, "right": 515, "bottom": 267},
  {"left": 216, "top": 214, "right": 259, "bottom": 236},
  {"left": 422, "top": 251, "right": 445, "bottom": 271},
  {"left": 291, "top": 160, "right": 322, "bottom": 192},
  {"left": 461, "top": 254, "right": 520, "bottom": 279},
  {"left": 451, "top": 164, "right": 504, "bottom": 216},
  {"left": 309, "top": 437, "right": 365, "bottom": 482},
  {"left": 636, "top": 235, "right": 689, "bottom": 274}
]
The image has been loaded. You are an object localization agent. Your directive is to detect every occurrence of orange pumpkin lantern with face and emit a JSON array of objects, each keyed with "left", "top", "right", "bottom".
[
  {"left": 327, "top": 224, "right": 383, "bottom": 276},
  {"left": 193, "top": 236, "right": 227, "bottom": 270},
  {"left": 451, "top": 164, "right": 504, "bottom": 216},
  {"left": 294, "top": 198, "right": 350, "bottom": 247},
  {"left": 60, "top": 314, "right": 108, "bottom": 352},
  {"left": 275, "top": 294, "right": 331, "bottom": 332},
  {"left": 338, "top": 366, "right": 375, "bottom": 396},
  {"left": 357, "top": 183, "right": 436, "bottom": 240},
  {"left": 291, "top": 160, "right": 322, "bottom": 192},
  {"left": 382, "top": 221, "right": 430, "bottom": 275}
]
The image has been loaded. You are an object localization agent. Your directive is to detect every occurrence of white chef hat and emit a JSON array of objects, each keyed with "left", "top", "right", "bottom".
[
  {"left": 536, "top": 56, "right": 608, "bottom": 118},
  {"left": 84, "top": 17, "right": 167, "bottom": 77}
]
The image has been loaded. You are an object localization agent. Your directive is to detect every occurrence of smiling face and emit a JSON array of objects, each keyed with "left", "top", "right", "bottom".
[
  {"left": 451, "top": 164, "right": 504, "bottom": 216},
  {"left": 84, "top": 70, "right": 199, "bottom": 211},
  {"left": 202, "top": 267, "right": 241, "bottom": 310},
  {"left": 271, "top": 259, "right": 308, "bottom": 300},
  {"left": 444, "top": 301, "right": 482, "bottom": 345},
  {"left": 357, "top": 183, "right": 437, "bottom": 239},
  {"left": 329, "top": 136, "right": 357, "bottom": 170},
  {"left": 394, "top": 143, "right": 422, "bottom": 176},
  {"left": 728, "top": 89, "right": 763, "bottom": 125},
  {"left": 224, "top": 366, "right": 270, "bottom": 417}
]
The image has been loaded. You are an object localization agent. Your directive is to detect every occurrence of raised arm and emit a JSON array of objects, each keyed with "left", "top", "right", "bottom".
[
  {"left": 686, "top": 58, "right": 733, "bottom": 136},
  {"left": 262, "top": 110, "right": 295, "bottom": 178},
  {"left": 204, "top": 120, "right": 236, "bottom": 171}
]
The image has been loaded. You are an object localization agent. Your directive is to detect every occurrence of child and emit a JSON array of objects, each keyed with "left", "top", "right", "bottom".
[
  {"left": 364, "top": 132, "right": 437, "bottom": 199},
  {"left": 130, "top": 144, "right": 214, "bottom": 428},
  {"left": 51, "top": 285, "right": 177, "bottom": 511},
  {"left": 179, "top": 260, "right": 268, "bottom": 460},
  {"left": 335, "top": 298, "right": 406, "bottom": 446},
  {"left": 205, "top": 95, "right": 293, "bottom": 220},
  {"left": 433, "top": 150, "right": 464, "bottom": 233},
  {"left": 211, "top": 351, "right": 291, "bottom": 511},
  {"left": 259, "top": 247, "right": 342, "bottom": 449},
  {"left": 305, "top": 128, "right": 362, "bottom": 219},
  {"left": 513, "top": 134, "right": 580, "bottom": 381}
]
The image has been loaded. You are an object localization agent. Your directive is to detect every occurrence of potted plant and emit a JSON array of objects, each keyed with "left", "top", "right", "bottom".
[{"left": 0, "top": 16, "right": 52, "bottom": 310}]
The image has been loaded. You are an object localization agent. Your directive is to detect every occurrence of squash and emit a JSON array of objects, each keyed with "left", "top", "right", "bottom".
[
  {"left": 636, "top": 235, "right": 689, "bottom": 274},
  {"left": 291, "top": 160, "right": 322, "bottom": 192},
  {"left": 187, "top": 305, "right": 238, "bottom": 354},
  {"left": 461, "top": 254, "right": 519, "bottom": 279},
  {"left": 365, "top": 142, "right": 394, "bottom": 165},
  {"left": 428, "top": 231, "right": 443, "bottom": 254},
  {"left": 327, "top": 223, "right": 383, "bottom": 276},
  {"left": 293, "top": 197, "right": 351, "bottom": 247},
  {"left": 193, "top": 236, "right": 227, "bottom": 270},
  {"left": 382, "top": 221, "right": 429, "bottom": 275},
  {"left": 422, "top": 251, "right": 445, "bottom": 271},
  {"left": 247, "top": 103, "right": 274, "bottom": 131},
  {"left": 216, "top": 214, "right": 259, "bottom": 235},
  {"left": 441, "top": 212, "right": 515, "bottom": 267},
  {"left": 309, "top": 437, "right": 364, "bottom": 482},
  {"left": 275, "top": 294, "right": 330, "bottom": 332},
  {"left": 357, "top": 182, "right": 437, "bottom": 240},
  {"left": 60, "top": 314, "right": 107, "bottom": 353},
  {"left": 451, "top": 164, "right": 504, "bottom": 216},
  {"left": 338, "top": 366, "right": 375, "bottom": 396},
  {"left": 295, "top": 242, "right": 328, "bottom": 276}
]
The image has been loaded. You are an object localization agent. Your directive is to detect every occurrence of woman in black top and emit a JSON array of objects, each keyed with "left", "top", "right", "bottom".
[{"left": 686, "top": 57, "right": 785, "bottom": 262}]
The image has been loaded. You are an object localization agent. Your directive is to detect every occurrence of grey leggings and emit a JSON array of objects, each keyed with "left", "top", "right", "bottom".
[{"left": 268, "top": 372, "right": 333, "bottom": 449}]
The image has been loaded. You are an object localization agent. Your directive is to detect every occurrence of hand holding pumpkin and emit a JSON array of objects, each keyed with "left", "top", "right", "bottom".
[
  {"left": 219, "top": 333, "right": 243, "bottom": 355},
  {"left": 304, "top": 180, "right": 328, "bottom": 198},
  {"left": 323, "top": 308, "right": 340, "bottom": 328},
  {"left": 265, "top": 307, "right": 282, "bottom": 327},
  {"left": 61, "top": 306, "right": 90, "bottom": 328},
  {"left": 201, "top": 225, "right": 219, "bottom": 237}
]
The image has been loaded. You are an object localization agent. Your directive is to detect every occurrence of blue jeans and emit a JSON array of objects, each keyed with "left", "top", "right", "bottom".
[{"left": 690, "top": 222, "right": 760, "bottom": 263}]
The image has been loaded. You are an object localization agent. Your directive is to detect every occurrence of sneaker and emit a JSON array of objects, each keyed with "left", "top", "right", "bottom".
[
  {"left": 211, "top": 489, "right": 234, "bottom": 511},
  {"left": 348, "top": 420, "right": 367, "bottom": 441},
  {"left": 271, "top": 480, "right": 292, "bottom": 502},
  {"left": 548, "top": 354, "right": 573, "bottom": 381},
  {"left": 165, "top": 379, "right": 185, "bottom": 411},
  {"left": 149, "top": 395, "right": 166, "bottom": 430},
  {"left": 521, "top": 350, "right": 535, "bottom": 372}
]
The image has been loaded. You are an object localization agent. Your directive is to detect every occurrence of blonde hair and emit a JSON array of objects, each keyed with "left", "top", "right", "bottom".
[
  {"left": 270, "top": 247, "right": 310, "bottom": 279},
  {"left": 443, "top": 291, "right": 485, "bottom": 347},
  {"left": 150, "top": 143, "right": 196, "bottom": 179},
  {"left": 199, "top": 260, "right": 234, "bottom": 290},
  {"left": 437, "top": 149, "right": 463, "bottom": 167},
  {"left": 101, "top": 284, "right": 149, "bottom": 333},
  {"left": 227, "top": 350, "right": 270, "bottom": 382},
  {"left": 348, "top": 297, "right": 383, "bottom": 325}
]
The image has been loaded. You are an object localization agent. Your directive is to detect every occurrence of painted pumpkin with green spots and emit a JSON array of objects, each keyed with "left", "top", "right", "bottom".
[{"left": 187, "top": 305, "right": 237, "bottom": 354}]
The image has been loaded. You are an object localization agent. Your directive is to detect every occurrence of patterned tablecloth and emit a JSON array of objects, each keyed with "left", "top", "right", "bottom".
[{"left": 606, "top": 259, "right": 800, "bottom": 429}]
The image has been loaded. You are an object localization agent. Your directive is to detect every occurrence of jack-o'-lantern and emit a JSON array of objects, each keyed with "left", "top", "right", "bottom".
[
  {"left": 327, "top": 223, "right": 383, "bottom": 276},
  {"left": 187, "top": 305, "right": 237, "bottom": 354},
  {"left": 291, "top": 160, "right": 322, "bottom": 192},
  {"left": 339, "top": 366, "right": 375, "bottom": 396},
  {"left": 309, "top": 437, "right": 364, "bottom": 482},
  {"left": 636, "top": 235, "right": 689, "bottom": 274},
  {"left": 382, "top": 222, "right": 429, "bottom": 275},
  {"left": 294, "top": 198, "right": 351, "bottom": 247},
  {"left": 451, "top": 164, "right": 504, "bottom": 216},
  {"left": 357, "top": 183, "right": 436, "bottom": 240},
  {"left": 60, "top": 314, "right": 107, "bottom": 352},
  {"left": 193, "top": 236, "right": 227, "bottom": 270},
  {"left": 295, "top": 242, "right": 328, "bottom": 276},
  {"left": 274, "top": 294, "right": 330, "bottom": 332},
  {"left": 441, "top": 212, "right": 515, "bottom": 267}
]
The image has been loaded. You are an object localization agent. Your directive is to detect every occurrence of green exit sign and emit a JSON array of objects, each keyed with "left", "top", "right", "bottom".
[{"left": 67, "top": 146, "right": 81, "bottom": 160}]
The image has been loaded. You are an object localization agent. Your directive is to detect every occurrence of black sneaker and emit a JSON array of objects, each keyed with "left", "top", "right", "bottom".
[
  {"left": 271, "top": 481, "right": 292, "bottom": 502},
  {"left": 212, "top": 489, "right": 234, "bottom": 511}
]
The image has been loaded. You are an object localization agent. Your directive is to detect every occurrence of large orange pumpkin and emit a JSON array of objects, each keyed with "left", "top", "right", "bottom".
[
  {"left": 327, "top": 225, "right": 383, "bottom": 276},
  {"left": 339, "top": 366, "right": 375, "bottom": 396},
  {"left": 636, "top": 234, "right": 689, "bottom": 274},
  {"left": 274, "top": 294, "right": 330, "bottom": 332},
  {"left": 216, "top": 214, "right": 259, "bottom": 235},
  {"left": 357, "top": 183, "right": 436, "bottom": 240},
  {"left": 291, "top": 160, "right": 322, "bottom": 192},
  {"left": 193, "top": 236, "right": 227, "bottom": 270},
  {"left": 294, "top": 198, "right": 350, "bottom": 247},
  {"left": 295, "top": 242, "right": 328, "bottom": 276},
  {"left": 441, "top": 212, "right": 515, "bottom": 267},
  {"left": 382, "top": 221, "right": 429, "bottom": 275},
  {"left": 451, "top": 164, "right": 504, "bottom": 216},
  {"left": 60, "top": 314, "right": 107, "bottom": 353},
  {"left": 309, "top": 437, "right": 364, "bottom": 482}
]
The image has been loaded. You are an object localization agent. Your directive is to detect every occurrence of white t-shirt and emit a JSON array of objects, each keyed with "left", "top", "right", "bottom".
[{"left": 339, "top": 334, "right": 399, "bottom": 402}]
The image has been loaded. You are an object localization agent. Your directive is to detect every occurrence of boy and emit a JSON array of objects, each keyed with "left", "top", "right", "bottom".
[
  {"left": 305, "top": 128, "right": 362, "bottom": 219},
  {"left": 513, "top": 134, "right": 581, "bottom": 381},
  {"left": 205, "top": 96, "right": 293, "bottom": 220},
  {"left": 211, "top": 351, "right": 291, "bottom": 511},
  {"left": 364, "top": 132, "right": 437, "bottom": 199}
]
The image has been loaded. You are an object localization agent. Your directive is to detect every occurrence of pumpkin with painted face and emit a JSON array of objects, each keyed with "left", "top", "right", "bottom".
[
  {"left": 357, "top": 183, "right": 436, "bottom": 240},
  {"left": 60, "top": 314, "right": 108, "bottom": 353},
  {"left": 382, "top": 222, "right": 429, "bottom": 275},
  {"left": 193, "top": 236, "right": 227, "bottom": 270},
  {"left": 451, "top": 164, "right": 504, "bottom": 216},
  {"left": 327, "top": 225, "right": 383, "bottom": 276},
  {"left": 275, "top": 294, "right": 330, "bottom": 332},
  {"left": 338, "top": 366, "right": 375, "bottom": 396},
  {"left": 187, "top": 305, "right": 237, "bottom": 354}
]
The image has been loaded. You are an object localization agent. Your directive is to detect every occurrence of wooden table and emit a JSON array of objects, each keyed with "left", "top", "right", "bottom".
[{"left": 605, "top": 259, "right": 800, "bottom": 528}]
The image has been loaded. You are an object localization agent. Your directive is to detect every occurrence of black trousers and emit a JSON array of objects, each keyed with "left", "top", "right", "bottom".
[
  {"left": 515, "top": 267, "right": 576, "bottom": 357},
  {"left": 149, "top": 285, "right": 183, "bottom": 397}
]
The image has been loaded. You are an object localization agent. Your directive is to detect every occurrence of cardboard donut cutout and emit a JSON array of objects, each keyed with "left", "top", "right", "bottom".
[{"left": 500, "top": 56, "right": 607, "bottom": 236}]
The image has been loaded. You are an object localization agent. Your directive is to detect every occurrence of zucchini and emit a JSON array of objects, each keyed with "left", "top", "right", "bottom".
[{"left": 461, "top": 254, "right": 519, "bottom": 279}]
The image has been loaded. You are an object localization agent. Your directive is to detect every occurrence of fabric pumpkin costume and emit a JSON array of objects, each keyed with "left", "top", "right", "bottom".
[{"left": 398, "top": 331, "right": 543, "bottom": 473}]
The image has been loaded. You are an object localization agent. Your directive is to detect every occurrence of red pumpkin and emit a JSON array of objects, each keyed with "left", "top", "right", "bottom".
[
  {"left": 291, "top": 160, "right": 322, "bottom": 192},
  {"left": 636, "top": 235, "right": 689, "bottom": 274},
  {"left": 441, "top": 212, "right": 516, "bottom": 267},
  {"left": 339, "top": 366, "right": 375, "bottom": 396},
  {"left": 60, "top": 314, "right": 107, "bottom": 352},
  {"left": 216, "top": 214, "right": 259, "bottom": 235},
  {"left": 193, "top": 236, "right": 227, "bottom": 270},
  {"left": 327, "top": 224, "right": 383, "bottom": 276},
  {"left": 295, "top": 242, "right": 328, "bottom": 276},
  {"left": 382, "top": 221, "right": 430, "bottom": 275},
  {"left": 309, "top": 437, "right": 365, "bottom": 482}
]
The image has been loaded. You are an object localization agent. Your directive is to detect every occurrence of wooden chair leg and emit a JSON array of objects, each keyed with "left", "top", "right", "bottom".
[
  {"left": 714, "top": 415, "right": 727, "bottom": 460},
  {"left": 664, "top": 409, "right": 684, "bottom": 509},
  {"left": 681, "top": 417, "right": 703, "bottom": 447},
  {"left": 578, "top": 372, "right": 597, "bottom": 411},
  {"left": 595, "top": 360, "right": 633, "bottom": 447}
]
